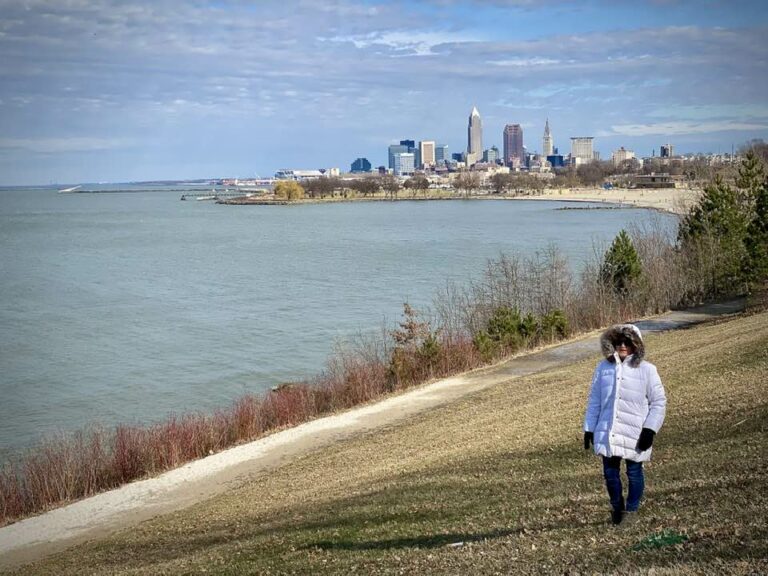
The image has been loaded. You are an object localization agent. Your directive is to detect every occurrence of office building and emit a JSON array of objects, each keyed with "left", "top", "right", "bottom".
[
  {"left": 542, "top": 119, "right": 553, "bottom": 157},
  {"left": 467, "top": 106, "right": 483, "bottom": 166},
  {"left": 435, "top": 145, "right": 449, "bottom": 164},
  {"left": 483, "top": 146, "right": 500, "bottom": 164},
  {"left": 660, "top": 144, "right": 674, "bottom": 158},
  {"left": 547, "top": 154, "right": 565, "bottom": 168},
  {"left": 503, "top": 124, "right": 524, "bottom": 167},
  {"left": 570, "top": 137, "right": 594, "bottom": 163},
  {"left": 350, "top": 158, "right": 372, "bottom": 173},
  {"left": 420, "top": 141, "right": 435, "bottom": 168},
  {"left": 388, "top": 144, "right": 408, "bottom": 170},
  {"left": 393, "top": 153, "right": 415, "bottom": 176},
  {"left": 612, "top": 147, "right": 634, "bottom": 166}
]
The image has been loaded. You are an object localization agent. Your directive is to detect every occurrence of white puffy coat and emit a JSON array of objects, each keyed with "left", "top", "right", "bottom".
[{"left": 584, "top": 352, "right": 667, "bottom": 462}]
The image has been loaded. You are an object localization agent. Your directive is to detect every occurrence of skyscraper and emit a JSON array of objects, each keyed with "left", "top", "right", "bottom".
[
  {"left": 503, "top": 124, "right": 524, "bottom": 167},
  {"left": 435, "top": 145, "right": 449, "bottom": 164},
  {"left": 420, "top": 141, "right": 436, "bottom": 168},
  {"left": 570, "top": 137, "right": 594, "bottom": 164},
  {"left": 542, "top": 119, "right": 553, "bottom": 157},
  {"left": 388, "top": 144, "right": 408, "bottom": 170},
  {"left": 393, "top": 153, "right": 415, "bottom": 176},
  {"left": 467, "top": 106, "right": 483, "bottom": 166}
]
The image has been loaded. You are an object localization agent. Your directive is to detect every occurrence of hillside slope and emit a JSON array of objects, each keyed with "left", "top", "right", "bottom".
[{"left": 13, "top": 311, "right": 768, "bottom": 575}]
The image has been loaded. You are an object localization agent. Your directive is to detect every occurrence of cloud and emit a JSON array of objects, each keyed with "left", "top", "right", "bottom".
[
  {"left": 646, "top": 104, "right": 768, "bottom": 121},
  {"left": 610, "top": 121, "right": 768, "bottom": 137},
  {"left": 487, "top": 57, "right": 560, "bottom": 67},
  {"left": 322, "top": 30, "right": 476, "bottom": 56},
  {"left": 0, "top": 137, "right": 133, "bottom": 153}
]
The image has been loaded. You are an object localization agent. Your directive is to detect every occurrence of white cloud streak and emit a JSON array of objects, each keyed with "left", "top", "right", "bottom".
[
  {"left": 610, "top": 121, "right": 768, "bottom": 136},
  {"left": 0, "top": 137, "right": 133, "bottom": 153},
  {"left": 487, "top": 57, "right": 561, "bottom": 67}
]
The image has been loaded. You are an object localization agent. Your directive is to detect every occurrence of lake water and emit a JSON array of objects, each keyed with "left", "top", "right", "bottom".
[{"left": 0, "top": 187, "right": 673, "bottom": 460}]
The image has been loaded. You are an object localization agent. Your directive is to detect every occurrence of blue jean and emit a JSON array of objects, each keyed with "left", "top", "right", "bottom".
[{"left": 602, "top": 456, "right": 644, "bottom": 512}]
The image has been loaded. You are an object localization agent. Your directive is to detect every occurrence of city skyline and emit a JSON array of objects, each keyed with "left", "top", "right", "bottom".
[{"left": 1, "top": 0, "right": 767, "bottom": 185}]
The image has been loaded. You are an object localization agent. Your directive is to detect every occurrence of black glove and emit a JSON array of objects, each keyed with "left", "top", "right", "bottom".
[
  {"left": 584, "top": 431, "right": 594, "bottom": 450},
  {"left": 636, "top": 428, "right": 656, "bottom": 451}
]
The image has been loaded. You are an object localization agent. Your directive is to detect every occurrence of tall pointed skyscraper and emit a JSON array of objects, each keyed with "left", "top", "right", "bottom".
[
  {"left": 466, "top": 106, "right": 483, "bottom": 166},
  {"left": 542, "top": 119, "right": 553, "bottom": 157}
]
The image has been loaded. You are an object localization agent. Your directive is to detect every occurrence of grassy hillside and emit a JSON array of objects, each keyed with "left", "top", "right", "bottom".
[{"left": 15, "top": 311, "right": 768, "bottom": 575}]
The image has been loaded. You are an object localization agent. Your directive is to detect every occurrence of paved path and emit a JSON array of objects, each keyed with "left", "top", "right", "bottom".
[{"left": 0, "top": 299, "right": 746, "bottom": 571}]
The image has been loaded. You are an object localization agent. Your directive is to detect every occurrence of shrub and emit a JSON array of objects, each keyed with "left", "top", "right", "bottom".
[
  {"left": 472, "top": 330, "right": 498, "bottom": 363},
  {"left": 520, "top": 312, "right": 539, "bottom": 343},
  {"left": 540, "top": 309, "right": 569, "bottom": 341},
  {"left": 389, "top": 303, "right": 440, "bottom": 387},
  {"left": 273, "top": 180, "right": 305, "bottom": 200},
  {"left": 485, "top": 306, "right": 524, "bottom": 352},
  {"left": 418, "top": 333, "right": 442, "bottom": 367}
]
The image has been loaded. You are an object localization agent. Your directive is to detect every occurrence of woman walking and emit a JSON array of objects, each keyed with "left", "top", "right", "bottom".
[{"left": 583, "top": 324, "right": 667, "bottom": 525}]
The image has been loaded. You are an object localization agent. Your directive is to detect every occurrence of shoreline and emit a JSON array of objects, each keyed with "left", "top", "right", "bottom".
[
  {"left": 219, "top": 186, "right": 701, "bottom": 215},
  {"left": 0, "top": 298, "right": 745, "bottom": 571},
  {"left": 525, "top": 186, "right": 700, "bottom": 215}
]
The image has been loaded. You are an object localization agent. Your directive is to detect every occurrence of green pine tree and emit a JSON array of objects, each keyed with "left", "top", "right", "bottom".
[
  {"left": 736, "top": 150, "right": 765, "bottom": 211},
  {"left": 600, "top": 229, "right": 642, "bottom": 296},
  {"left": 745, "top": 175, "right": 768, "bottom": 285},
  {"left": 678, "top": 176, "right": 750, "bottom": 297}
]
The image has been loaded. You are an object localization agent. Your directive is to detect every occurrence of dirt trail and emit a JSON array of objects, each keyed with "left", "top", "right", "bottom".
[{"left": 0, "top": 299, "right": 745, "bottom": 571}]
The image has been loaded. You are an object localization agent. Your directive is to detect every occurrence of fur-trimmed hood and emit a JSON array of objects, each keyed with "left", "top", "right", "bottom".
[{"left": 600, "top": 323, "right": 645, "bottom": 367}]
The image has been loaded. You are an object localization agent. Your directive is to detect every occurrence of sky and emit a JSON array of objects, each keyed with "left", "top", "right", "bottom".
[{"left": 1, "top": 0, "right": 767, "bottom": 185}]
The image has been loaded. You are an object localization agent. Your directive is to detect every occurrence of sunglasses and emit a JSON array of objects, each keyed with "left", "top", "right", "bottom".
[{"left": 614, "top": 337, "right": 634, "bottom": 348}]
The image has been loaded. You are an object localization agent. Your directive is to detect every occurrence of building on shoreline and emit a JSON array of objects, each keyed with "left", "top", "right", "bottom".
[
  {"left": 274, "top": 168, "right": 339, "bottom": 180},
  {"left": 632, "top": 172, "right": 677, "bottom": 188}
]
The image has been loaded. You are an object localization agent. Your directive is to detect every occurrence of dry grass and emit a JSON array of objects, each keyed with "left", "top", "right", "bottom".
[
  {"left": 13, "top": 310, "right": 767, "bottom": 575},
  {"left": 0, "top": 333, "right": 487, "bottom": 526}
]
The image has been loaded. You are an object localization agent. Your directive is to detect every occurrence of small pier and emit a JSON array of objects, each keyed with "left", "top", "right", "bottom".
[{"left": 180, "top": 191, "right": 259, "bottom": 201}]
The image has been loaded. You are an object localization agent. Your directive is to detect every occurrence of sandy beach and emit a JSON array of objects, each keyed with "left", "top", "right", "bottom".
[
  {"left": 221, "top": 186, "right": 702, "bottom": 215},
  {"left": 525, "top": 186, "right": 701, "bottom": 214}
]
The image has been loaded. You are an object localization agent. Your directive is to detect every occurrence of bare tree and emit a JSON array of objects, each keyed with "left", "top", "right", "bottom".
[
  {"left": 379, "top": 175, "right": 400, "bottom": 199},
  {"left": 453, "top": 172, "right": 480, "bottom": 197}
]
